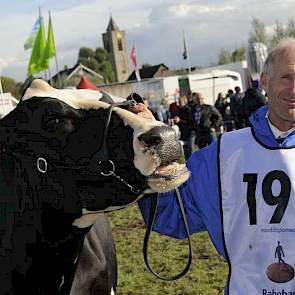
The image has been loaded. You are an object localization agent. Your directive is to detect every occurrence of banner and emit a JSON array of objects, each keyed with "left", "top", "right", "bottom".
[
  {"left": 27, "top": 16, "right": 46, "bottom": 76},
  {"left": 246, "top": 42, "right": 268, "bottom": 81},
  {"left": 24, "top": 17, "right": 41, "bottom": 50},
  {"left": 41, "top": 14, "right": 56, "bottom": 69}
]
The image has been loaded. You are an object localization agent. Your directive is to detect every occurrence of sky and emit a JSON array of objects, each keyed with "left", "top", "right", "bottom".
[{"left": 0, "top": 0, "right": 295, "bottom": 82}]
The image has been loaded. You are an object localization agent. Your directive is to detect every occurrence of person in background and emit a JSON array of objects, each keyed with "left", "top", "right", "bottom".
[
  {"left": 192, "top": 92, "right": 223, "bottom": 148},
  {"left": 156, "top": 98, "right": 171, "bottom": 124},
  {"left": 239, "top": 87, "right": 268, "bottom": 127},
  {"left": 226, "top": 89, "right": 234, "bottom": 102},
  {"left": 214, "top": 92, "right": 228, "bottom": 118},
  {"left": 172, "top": 95, "right": 194, "bottom": 159},
  {"left": 223, "top": 106, "right": 235, "bottom": 132},
  {"left": 169, "top": 96, "right": 180, "bottom": 118},
  {"left": 230, "top": 86, "right": 244, "bottom": 129}
]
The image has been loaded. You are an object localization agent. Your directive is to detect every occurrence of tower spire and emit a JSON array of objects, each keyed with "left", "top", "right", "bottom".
[{"left": 107, "top": 15, "right": 119, "bottom": 32}]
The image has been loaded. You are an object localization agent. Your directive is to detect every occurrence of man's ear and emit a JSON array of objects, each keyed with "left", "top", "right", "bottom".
[{"left": 260, "top": 73, "right": 268, "bottom": 92}]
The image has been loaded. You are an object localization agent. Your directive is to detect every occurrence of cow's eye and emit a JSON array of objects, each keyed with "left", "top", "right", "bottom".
[
  {"left": 46, "top": 118, "right": 60, "bottom": 129},
  {"left": 45, "top": 117, "right": 77, "bottom": 133}
]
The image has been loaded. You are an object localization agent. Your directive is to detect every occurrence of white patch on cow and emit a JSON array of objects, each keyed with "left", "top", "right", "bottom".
[
  {"left": 110, "top": 287, "right": 115, "bottom": 295},
  {"left": 113, "top": 107, "right": 165, "bottom": 176},
  {"left": 22, "top": 79, "right": 123, "bottom": 111},
  {"left": 23, "top": 79, "right": 103, "bottom": 102}
]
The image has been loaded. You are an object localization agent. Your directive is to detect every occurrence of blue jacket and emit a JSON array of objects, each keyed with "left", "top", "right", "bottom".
[{"left": 139, "top": 105, "right": 295, "bottom": 289}]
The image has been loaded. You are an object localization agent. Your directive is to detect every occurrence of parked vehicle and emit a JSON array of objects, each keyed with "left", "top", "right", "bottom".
[{"left": 178, "top": 70, "right": 243, "bottom": 105}]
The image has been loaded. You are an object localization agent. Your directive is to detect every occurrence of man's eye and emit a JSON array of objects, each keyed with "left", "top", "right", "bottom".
[{"left": 281, "top": 75, "right": 292, "bottom": 80}]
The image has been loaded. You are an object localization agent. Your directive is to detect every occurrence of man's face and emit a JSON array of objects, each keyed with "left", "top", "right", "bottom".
[
  {"left": 261, "top": 46, "right": 295, "bottom": 131},
  {"left": 196, "top": 94, "right": 204, "bottom": 105}
]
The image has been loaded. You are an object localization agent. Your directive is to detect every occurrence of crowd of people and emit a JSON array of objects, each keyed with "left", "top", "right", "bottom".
[{"left": 151, "top": 85, "right": 267, "bottom": 159}]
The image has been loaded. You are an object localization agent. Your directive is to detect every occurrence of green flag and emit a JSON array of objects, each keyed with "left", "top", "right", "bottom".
[
  {"left": 27, "top": 16, "right": 46, "bottom": 76},
  {"left": 41, "top": 15, "right": 56, "bottom": 69}
]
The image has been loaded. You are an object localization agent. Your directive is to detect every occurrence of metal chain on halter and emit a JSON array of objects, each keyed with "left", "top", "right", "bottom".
[{"left": 143, "top": 187, "right": 192, "bottom": 281}]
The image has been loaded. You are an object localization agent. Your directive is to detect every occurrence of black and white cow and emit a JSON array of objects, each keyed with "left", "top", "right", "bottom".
[{"left": 0, "top": 79, "right": 189, "bottom": 294}]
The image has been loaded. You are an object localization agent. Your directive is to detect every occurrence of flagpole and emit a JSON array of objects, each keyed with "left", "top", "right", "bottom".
[
  {"left": 49, "top": 11, "right": 61, "bottom": 88},
  {"left": 135, "top": 43, "right": 141, "bottom": 81},
  {"left": 0, "top": 75, "right": 4, "bottom": 117},
  {"left": 39, "top": 6, "right": 46, "bottom": 81},
  {"left": 183, "top": 30, "right": 191, "bottom": 74}
]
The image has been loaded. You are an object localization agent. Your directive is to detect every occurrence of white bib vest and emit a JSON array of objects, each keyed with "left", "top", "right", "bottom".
[{"left": 219, "top": 128, "right": 295, "bottom": 295}]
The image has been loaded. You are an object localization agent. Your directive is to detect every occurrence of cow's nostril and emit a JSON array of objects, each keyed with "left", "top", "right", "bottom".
[{"left": 138, "top": 132, "right": 162, "bottom": 147}]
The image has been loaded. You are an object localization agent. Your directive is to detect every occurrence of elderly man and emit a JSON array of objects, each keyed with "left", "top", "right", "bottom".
[{"left": 138, "top": 39, "right": 295, "bottom": 294}]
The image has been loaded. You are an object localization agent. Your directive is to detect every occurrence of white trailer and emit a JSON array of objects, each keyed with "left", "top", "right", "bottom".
[
  {"left": 131, "top": 76, "right": 180, "bottom": 109},
  {"left": 178, "top": 70, "right": 243, "bottom": 105},
  {"left": 98, "top": 70, "right": 243, "bottom": 107}
]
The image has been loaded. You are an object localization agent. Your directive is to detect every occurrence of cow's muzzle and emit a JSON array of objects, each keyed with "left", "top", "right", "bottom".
[
  {"left": 138, "top": 125, "right": 183, "bottom": 164},
  {"left": 138, "top": 125, "right": 189, "bottom": 192}
]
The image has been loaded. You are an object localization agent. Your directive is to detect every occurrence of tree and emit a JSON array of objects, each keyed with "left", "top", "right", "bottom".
[
  {"left": 249, "top": 18, "right": 268, "bottom": 44},
  {"left": 286, "top": 18, "right": 295, "bottom": 38},
  {"left": 98, "top": 61, "right": 116, "bottom": 83},
  {"left": 77, "top": 47, "right": 115, "bottom": 83},
  {"left": 231, "top": 47, "right": 246, "bottom": 62},
  {"left": 218, "top": 49, "right": 232, "bottom": 65},
  {"left": 78, "top": 47, "right": 95, "bottom": 59},
  {"left": 78, "top": 57, "right": 100, "bottom": 72},
  {"left": 270, "top": 20, "right": 287, "bottom": 48},
  {"left": 1, "top": 76, "right": 21, "bottom": 99},
  {"left": 95, "top": 48, "right": 108, "bottom": 63}
]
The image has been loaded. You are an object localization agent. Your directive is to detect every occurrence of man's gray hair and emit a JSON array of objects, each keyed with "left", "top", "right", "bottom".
[{"left": 262, "top": 38, "right": 295, "bottom": 76}]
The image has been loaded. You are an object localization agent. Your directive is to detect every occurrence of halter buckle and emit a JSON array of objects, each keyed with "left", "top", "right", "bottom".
[
  {"left": 99, "top": 160, "right": 115, "bottom": 176},
  {"left": 37, "top": 157, "right": 48, "bottom": 174}
]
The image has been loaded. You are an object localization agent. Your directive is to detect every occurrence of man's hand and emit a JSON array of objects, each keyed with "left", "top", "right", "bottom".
[{"left": 128, "top": 103, "right": 155, "bottom": 121}]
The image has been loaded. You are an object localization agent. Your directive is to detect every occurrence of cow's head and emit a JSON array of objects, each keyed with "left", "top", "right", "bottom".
[{"left": 0, "top": 79, "right": 189, "bottom": 227}]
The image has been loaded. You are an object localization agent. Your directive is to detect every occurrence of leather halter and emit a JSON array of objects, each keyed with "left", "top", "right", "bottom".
[{"left": 0, "top": 100, "right": 141, "bottom": 196}]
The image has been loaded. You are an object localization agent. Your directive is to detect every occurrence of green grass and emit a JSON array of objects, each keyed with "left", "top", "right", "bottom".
[{"left": 109, "top": 204, "right": 228, "bottom": 295}]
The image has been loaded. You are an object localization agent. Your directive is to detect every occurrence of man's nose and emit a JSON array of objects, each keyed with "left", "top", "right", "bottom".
[
  {"left": 291, "top": 79, "right": 295, "bottom": 94},
  {"left": 287, "top": 78, "right": 295, "bottom": 94}
]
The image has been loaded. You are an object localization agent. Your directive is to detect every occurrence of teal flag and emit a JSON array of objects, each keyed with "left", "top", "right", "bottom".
[{"left": 24, "top": 17, "right": 41, "bottom": 50}]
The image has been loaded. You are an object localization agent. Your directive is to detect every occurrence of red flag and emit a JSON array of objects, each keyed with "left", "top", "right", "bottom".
[{"left": 130, "top": 45, "right": 141, "bottom": 81}]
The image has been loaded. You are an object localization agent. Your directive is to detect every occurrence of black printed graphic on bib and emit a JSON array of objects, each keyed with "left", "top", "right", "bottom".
[{"left": 266, "top": 242, "right": 294, "bottom": 283}]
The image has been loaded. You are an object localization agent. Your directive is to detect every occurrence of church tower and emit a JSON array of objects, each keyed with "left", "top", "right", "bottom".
[{"left": 102, "top": 16, "right": 131, "bottom": 82}]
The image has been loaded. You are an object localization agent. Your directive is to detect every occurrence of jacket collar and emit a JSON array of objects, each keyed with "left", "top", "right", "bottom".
[{"left": 249, "top": 106, "right": 295, "bottom": 148}]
